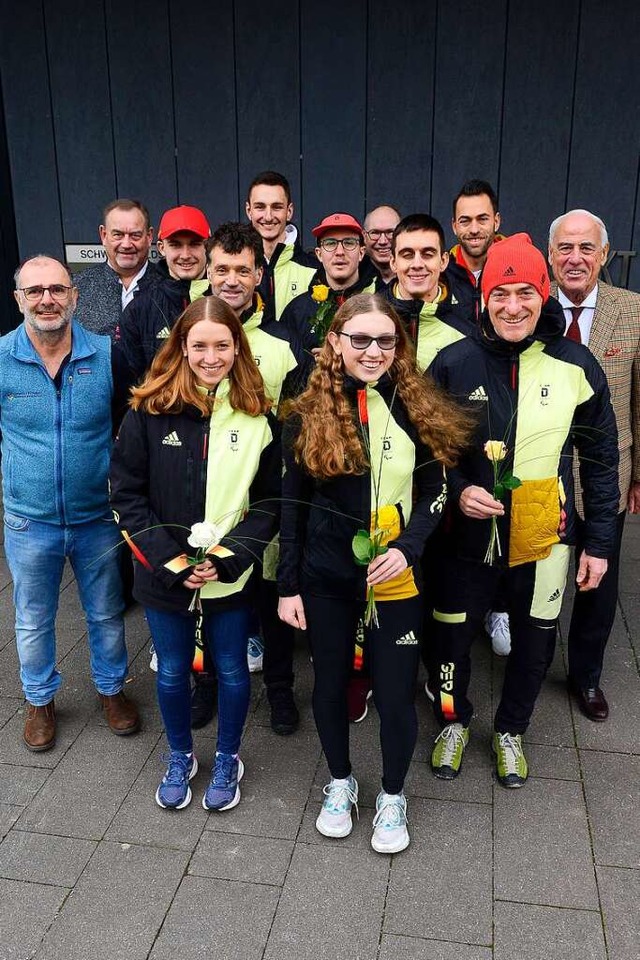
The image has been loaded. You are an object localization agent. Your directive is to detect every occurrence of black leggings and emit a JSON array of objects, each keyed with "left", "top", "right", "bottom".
[{"left": 303, "top": 592, "right": 422, "bottom": 794}]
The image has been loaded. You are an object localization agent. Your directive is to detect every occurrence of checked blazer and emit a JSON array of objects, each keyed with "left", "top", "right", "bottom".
[{"left": 551, "top": 281, "right": 640, "bottom": 512}]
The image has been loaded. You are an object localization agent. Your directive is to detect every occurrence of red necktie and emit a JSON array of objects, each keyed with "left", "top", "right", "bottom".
[{"left": 566, "top": 306, "right": 582, "bottom": 343}]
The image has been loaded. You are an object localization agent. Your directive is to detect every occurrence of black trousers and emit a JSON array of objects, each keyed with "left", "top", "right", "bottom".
[
  {"left": 260, "top": 576, "right": 295, "bottom": 688},
  {"left": 303, "top": 592, "right": 422, "bottom": 794},
  {"left": 567, "top": 510, "right": 626, "bottom": 688},
  {"left": 432, "top": 548, "right": 570, "bottom": 735}
]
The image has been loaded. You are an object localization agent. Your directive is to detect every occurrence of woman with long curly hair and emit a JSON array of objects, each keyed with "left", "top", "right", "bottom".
[
  {"left": 110, "top": 297, "right": 281, "bottom": 812},
  {"left": 278, "top": 292, "right": 471, "bottom": 853}
]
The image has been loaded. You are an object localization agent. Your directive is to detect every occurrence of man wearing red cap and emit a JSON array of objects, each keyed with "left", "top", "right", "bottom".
[
  {"left": 426, "top": 234, "right": 619, "bottom": 788},
  {"left": 279, "top": 212, "right": 379, "bottom": 353},
  {"left": 120, "top": 205, "right": 211, "bottom": 381}
]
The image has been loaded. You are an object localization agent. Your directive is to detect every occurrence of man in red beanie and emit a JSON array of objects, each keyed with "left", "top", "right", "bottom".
[{"left": 426, "top": 233, "right": 619, "bottom": 788}]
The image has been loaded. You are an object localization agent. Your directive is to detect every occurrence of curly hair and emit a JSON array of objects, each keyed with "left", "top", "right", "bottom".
[
  {"left": 283, "top": 293, "right": 473, "bottom": 478},
  {"left": 130, "top": 297, "right": 270, "bottom": 417}
]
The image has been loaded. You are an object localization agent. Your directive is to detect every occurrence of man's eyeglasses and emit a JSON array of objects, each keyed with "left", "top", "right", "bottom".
[
  {"left": 365, "top": 229, "right": 395, "bottom": 241},
  {"left": 17, "top": 285, "right": 74, "bottom": 302},
  {"left": 338, "top": 332, "right": 398, "bottom": 350},
  {"left": 318, "top": 237, "right": 361, "bottom": 252}
]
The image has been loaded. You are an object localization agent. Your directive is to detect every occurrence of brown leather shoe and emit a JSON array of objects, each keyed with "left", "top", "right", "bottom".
[
  {"left": 568, "top": 681, "right": 609, "bottom": 722},
  {"left": 99, "top": 691, "right": 140, "bottom": 735},
  {"left": 24, "top": 700, "right": 56, "bottom": 752}
]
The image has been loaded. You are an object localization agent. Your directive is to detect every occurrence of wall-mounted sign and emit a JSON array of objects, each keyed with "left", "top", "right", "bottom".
[{"left": 65, "top": 244, "right": 162, "bottom": 273}]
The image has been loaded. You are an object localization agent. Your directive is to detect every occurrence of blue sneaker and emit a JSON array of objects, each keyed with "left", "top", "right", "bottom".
[
  {"left": 155, "top": 751, "right": 198, "bottom": 809},
  {"left": 202, "top": 752, "right": 244, "bottom": 811},
  {"left": 247, "top": 635, "right": 264, "bottom": 673}
]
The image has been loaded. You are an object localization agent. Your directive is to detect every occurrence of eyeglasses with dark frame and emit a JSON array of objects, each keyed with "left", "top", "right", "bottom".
[
  {"left": 17, "top": 285, "right": 74, "bottom": 302},
  {"left": 365, "top": 229, "right": 395, "bottom": 241},
  {"left": 318, "top": 237, "right": 361, "bottom": 252},
  {"left": 338, "top": 332, "right": 399, "bottom": 351}
]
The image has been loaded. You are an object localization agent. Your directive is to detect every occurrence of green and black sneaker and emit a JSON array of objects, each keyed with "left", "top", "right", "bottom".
[
  {"left": 493, "top": 732, "right": 528, "bottom": 788},
  {"left": 431, "top": 723, "right": 469, "bottom": 779}
]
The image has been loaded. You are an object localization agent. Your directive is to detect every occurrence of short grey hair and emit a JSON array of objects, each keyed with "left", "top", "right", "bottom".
[
  {"left": 14, "top": 255, "right": 73, "bottom": 288},
  {"left": 548, "top": 209, "right": 609, "bottom": 249}
]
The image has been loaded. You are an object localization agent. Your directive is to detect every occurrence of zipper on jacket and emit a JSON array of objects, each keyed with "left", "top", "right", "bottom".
[
  {"left": 199, "top": 420, "right": 209, "bottom": 516},
  {"left": 54, "top": 382, "right": 66, "bottom": 525}
]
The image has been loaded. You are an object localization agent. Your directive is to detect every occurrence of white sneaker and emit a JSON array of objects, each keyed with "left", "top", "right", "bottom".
[
  {"left": 149, "top": 644, "right": 158, "bottom": 673},
  {"left": 424, "top": 680, "right": 435, "bottom": 703},
  {"left": 247, "top": 635, "right": 264, "bottom": 673},
  {"left": 485, "top": 612, "right": 511, "bottom": 656},
  {"left": 315, "top": 775, "right": 359, "bottom": 838},
  {"left": 371, "top": 791, "right": 410, "bottom": 854}
]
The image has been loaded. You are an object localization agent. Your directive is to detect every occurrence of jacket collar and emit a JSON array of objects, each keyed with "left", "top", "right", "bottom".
[{"left": 12, "top": 320, "right": 98, "bottom": 364}]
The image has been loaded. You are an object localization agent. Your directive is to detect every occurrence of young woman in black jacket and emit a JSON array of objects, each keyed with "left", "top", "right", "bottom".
[
  {"left": 110, "top": 297, "right": 280, "bottom": 812},
  {"left": 277, "top": 293, "right": 471, "bottom": 852}
]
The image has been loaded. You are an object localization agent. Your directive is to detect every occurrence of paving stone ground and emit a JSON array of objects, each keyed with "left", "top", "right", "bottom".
[{"left": 0, "top": 519, "right": 638, "bottom": 960}]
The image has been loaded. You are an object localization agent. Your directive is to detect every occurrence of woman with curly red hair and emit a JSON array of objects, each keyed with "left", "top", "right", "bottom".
[{"left": 278, "top": 292, "right": 471, "bottom": 852}]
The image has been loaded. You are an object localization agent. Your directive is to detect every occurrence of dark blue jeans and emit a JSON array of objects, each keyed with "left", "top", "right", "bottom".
[{"left": 145, "top": 604, "right": 250, "bottom": 754}]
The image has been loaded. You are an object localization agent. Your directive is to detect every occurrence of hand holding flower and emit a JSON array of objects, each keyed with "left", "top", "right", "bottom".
[
  {"left": 459, "top": 485, "right": 505, "bottom": 519},
  {"left": 366, "top": 547, "right": 407, "bottom": 586}
]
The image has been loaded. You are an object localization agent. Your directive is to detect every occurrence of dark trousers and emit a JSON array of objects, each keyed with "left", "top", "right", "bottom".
[
  {"left": 304, "top": 593, "right": 422, "bottom": 794},
  {"left": 567, "top": 510, "right": 626, "bottom": 687},
  {"left": 261, "top": 576, "right": 295, "bottom": 689},
  {"left": 432, "top": 550, "right": 569, "bottom": 735}
]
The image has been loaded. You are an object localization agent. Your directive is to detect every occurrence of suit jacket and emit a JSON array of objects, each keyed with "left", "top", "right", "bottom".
[{"left": 551, "top": 280, "right": 640, "bottom": 512}]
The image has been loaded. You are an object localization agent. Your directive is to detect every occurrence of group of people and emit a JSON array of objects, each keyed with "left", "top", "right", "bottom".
[{"left": 3, "top": 171, "right": 638, "bottom": 854}]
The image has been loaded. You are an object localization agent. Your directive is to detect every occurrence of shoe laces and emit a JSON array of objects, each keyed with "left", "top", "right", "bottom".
[
  {"left": 434, "top": 723, "right": 466, "bottom": 765},
  {"left": 373, "top": 793, "right": 408, "bottom": 829},
  {"left": 322, "top": 778, "right": 359, "bottom": 819},
  {"left": 496, "top": 732, "right": 523, "bottom": 773},
  {"left": 162, "top": 751, "right": 192, "bottom": 785},
  {"left": 211, "top": 752, "right": 237, "bottom": 787}
]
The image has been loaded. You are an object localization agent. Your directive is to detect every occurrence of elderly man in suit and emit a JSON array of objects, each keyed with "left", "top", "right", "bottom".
[{"left": 548, "top": 208, "right": 640, "bottom": 721}]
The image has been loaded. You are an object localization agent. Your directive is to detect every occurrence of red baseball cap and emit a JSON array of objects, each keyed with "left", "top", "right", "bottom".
[
  {"left": 312, "top": 212, "right": 364, "bottom": 239},
  {"left": 157, "top": 205, "right": 211, "bottom": 240}
]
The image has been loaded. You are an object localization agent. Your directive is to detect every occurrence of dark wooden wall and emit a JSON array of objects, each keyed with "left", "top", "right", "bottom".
[{"left": 1, "top": 0, "right": 639, "bottom": 321}]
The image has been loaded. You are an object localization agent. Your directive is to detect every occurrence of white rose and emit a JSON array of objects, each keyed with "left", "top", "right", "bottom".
[{"left": 187, "top": 521, "right": 222, "bottom": 550}]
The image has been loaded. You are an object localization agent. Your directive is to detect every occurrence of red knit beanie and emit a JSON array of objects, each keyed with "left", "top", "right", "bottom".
[{"left": 481, "top": 233, "right": 550, "bottom": 303}]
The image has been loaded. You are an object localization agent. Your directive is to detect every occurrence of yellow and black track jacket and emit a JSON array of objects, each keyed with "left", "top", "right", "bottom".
[{"left": 428, "top": 298, "right": 619, "bottom": 566}]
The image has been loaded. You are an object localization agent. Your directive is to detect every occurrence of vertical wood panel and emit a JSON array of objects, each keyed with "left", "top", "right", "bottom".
[
  {"left": 499, "top": 0, "right": 579, "bottom": 250},
  {"left": 105, "top": 0, "right": 176, "bottom": 230},
  {"left": 0, "top": 0, "right": 63, "bottom": 258},
  {"left": 629, "top": 162, "right": 640, "bottom": 292},
  {"left": 171, "top": 0, "right": 237, "bottom": 226},
  {"left": 44, "top": 0, "right": 116, "bottom": 241},
  {"left": 567, "top": 0, "right": 640, "bottom": 248},
  {"left": 431, "top": 0, "right": 507, "bottom": 238},
  {"left": 366, "top": 0, "right": 436, "bottom": 217},
  {"left": 300, "top": 0, "right": 367, "bottom": 243},
  {"left": 234, "top": 0, "right": 301, "bottom": 222}
]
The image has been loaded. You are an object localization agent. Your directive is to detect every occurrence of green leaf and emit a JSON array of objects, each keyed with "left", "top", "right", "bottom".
[
  {"left": 352, "top": 530, "right": 374, "bottom": 565},
  {"left": 493, "top": 482, "right": 505, "bottom": 501},
  {"left": 502, "top": 473, "right": 522, "bottom": 490}
]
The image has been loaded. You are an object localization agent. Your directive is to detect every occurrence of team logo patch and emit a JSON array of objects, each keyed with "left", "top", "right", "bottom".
[
  {"left": 396, "top": 630, "right": 417, "bottom": 645},
  {"left": 162, "top": 431, "right": 182, "bottom": 446},
  {"left": 540, "top": 384, "right": 550, "bottom": 406},
  {"left": 77, "top": 367, "right": 92, "bottom": 374},
  {"left": 503, "top": 265, "right": 516, "bottom": 277},
  {"left": 229, "top": 429, "right": 239, "bottom": 451},
  {"left": 156, "top": 326, "right": 171, "bottom": 339},
  {"left": 547, "top": 588, "right": 561, "bottom": 602}
]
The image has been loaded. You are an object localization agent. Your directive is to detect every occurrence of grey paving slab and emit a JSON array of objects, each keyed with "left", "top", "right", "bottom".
[
  {"left": 494, "top": 778, "right": 599, "bottom": 908},
  {"left": 203, "top": 724, "right": 320, "bottom": 840},
  {"left": 189, "top": 830, "right": 294, "bottom": 885},
  {"left": 525, "top": 743, "right": 581, "bottom": 781},
  {"left": 35, "top": 840, "right": 189, "bottom": 960},
  {"left": 17, "top": 725, "right": 156, "bottom": 840},
  {"left": 384, "top": 797, "right": 492, "bottom": 945},
  {"left": 0, "top": 802, "right": 22, "bottom": 840},
  {"left": 378, "top": 936, "right": 492, "bottom": 960},
  {"left": 0, "top": 830, "right": 96, "bottom": 885},
  {"left": 581, "top": 750, "right": 640, "bottom": 868},
  {"left": 618, "top": 592, "right": 640, "bottom": 659},
  {"left": 105, "top": 740, "right": 208, "bottom": 852},
  {"left": 0, "top": 696, "right": 21, "bottom": 728},
  {"left": 264, "top": 843, "right": 388, "bottom": 960},
  {"left": 572, "top": 632, "right": 640, "bottom": 753},
  {"left": 0, "top": 877, "right": 69, "bottom": 960},
  {"left": 597, "top": 865, "right": 640, "bottom": 960},
  {"left": 150, "top": 875, "right": 279, "bottom": 960},
  {"left": 0, "top": 644, "right": 24, "bottom": 699},
  {"left": 494, "top": 902, "right": 606, "bottom": 960},
  {"left": 0, "top": 763, "right": 50, "bottom": 804}
]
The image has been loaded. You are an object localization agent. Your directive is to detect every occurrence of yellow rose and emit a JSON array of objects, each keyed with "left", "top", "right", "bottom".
[
  {"left": 484, "top": 440, "right": 507, "bottom": 462},
  {"left": 311, "top": 284, "right": 330, "bottom": 303}
]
